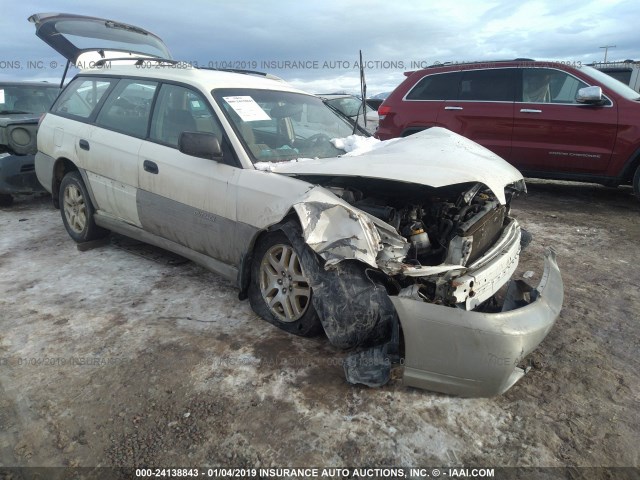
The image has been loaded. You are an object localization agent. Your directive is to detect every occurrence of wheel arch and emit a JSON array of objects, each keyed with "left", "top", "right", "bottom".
[
  {"left": 51, "top": 157, "right": 79, "bottom": 208},
  {"left": 619, "top": 145, "right": 640, "bottom": 185},
  {"left": 237, "top": 210, "right": 303, "bottom": 300}
]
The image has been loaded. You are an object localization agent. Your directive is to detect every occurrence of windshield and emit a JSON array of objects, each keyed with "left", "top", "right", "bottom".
[
  {"left": 324, "top": 96, "right": 374, "bottom": 117},
  {"left": 581, "top": 66, "right": 640, "bottom": 100},
  {"left": 214, "top": 89, "right": 362, "bottom": 163},
  {"left": 0, "top": 84, "right": 59, "bottom": 114}
]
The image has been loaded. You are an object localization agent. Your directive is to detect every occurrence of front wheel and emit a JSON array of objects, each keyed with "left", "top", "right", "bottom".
[
  {"left": 248, "top": 231, "right": 322, "bottom": 337},
  {"left": 59, "top": 171, "right": 108, "bottom": 243},
  {"left": 633, "top": 165, "right": 640, "bottom": 200}
]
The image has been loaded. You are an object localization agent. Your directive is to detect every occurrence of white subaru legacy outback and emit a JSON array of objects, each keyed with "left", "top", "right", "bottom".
[{"left": 32, "top": 13, "right": 563, "bottom": 396}]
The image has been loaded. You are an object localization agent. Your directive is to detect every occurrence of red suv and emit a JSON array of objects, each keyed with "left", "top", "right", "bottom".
[{"left": 376, "top": 60, "right": 640, "bottom": 198}]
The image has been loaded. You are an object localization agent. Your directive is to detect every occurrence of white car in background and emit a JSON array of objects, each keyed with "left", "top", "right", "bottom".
[
  {"left": 316, "top": 93, "right": 379, "bottom": 134},
  {"left": 32, "top": 13, "right": 563, "bottom": 397}
]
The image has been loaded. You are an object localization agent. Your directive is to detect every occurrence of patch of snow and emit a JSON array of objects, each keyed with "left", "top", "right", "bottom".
[
  {"left": 331, "top": 134, "right": 401, "bottom": 156},
  {"left": 254, "top": 158, "right": 317, "bottom": 172}
]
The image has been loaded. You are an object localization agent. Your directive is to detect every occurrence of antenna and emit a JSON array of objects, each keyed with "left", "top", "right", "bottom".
[
  {"left": 600, "top": 45, "right": 616, "bottom": 63},
  {"left": 354, "top": 49, "right": 367, "bottom": 135}
]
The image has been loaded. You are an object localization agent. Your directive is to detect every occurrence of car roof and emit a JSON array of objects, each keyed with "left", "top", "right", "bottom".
[{"left": 76, "top": 64, "right": 309, "bottom": 95}]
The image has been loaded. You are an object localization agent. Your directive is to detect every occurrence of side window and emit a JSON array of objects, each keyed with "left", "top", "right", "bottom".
[
  {"left": 96, "top": 79, "right": 158, "bottom": 138},
  {"left": 52, "top": 77, "right": 114, "bottom": 118},
  {"left": 521, "top": 68, "right": 588, "bottom": 104},
  {"left": 458, "top": 69, "right": 515, "bottom": 101},
  {"left": 406, "top": 72, "right": 460, "bottom": 100},
  {"left": 150, "top": 84, "right": 222, "bottom": 148}
]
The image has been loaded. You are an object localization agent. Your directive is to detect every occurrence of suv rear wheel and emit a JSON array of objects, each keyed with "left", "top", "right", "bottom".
[{"left": 59, "top": 171, "right": 108, "bottom": 242}]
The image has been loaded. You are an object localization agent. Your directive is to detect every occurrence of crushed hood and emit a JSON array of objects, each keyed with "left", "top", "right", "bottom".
[{"left": 266, "top": 127, "right": 524, "bottom": 205}]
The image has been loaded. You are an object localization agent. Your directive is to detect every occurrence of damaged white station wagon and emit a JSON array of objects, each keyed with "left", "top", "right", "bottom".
[{"left": 32, "top": 13, "right": 563, "bottom": 396}]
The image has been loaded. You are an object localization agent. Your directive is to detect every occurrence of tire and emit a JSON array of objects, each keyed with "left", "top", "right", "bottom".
[
  {"left": 0, "top": 194, "right": 13, "bottom": 207},
  {"left": 59, "top": 171, "right": 108, "bottom": 243},
  {"left": 248, "top": 231, "right": 323, "bottom": 337},
  {"left": 633, "top": 165, "right": 640, "bottom": 200}
]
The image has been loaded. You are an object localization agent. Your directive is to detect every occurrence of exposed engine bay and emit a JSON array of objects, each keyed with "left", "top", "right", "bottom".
[{"left": 293, "top": 176, "right": 525, "bottom": 309}]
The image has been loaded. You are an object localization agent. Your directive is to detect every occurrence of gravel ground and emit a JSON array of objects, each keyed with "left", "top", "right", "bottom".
[{"left": 0, "top": 181, "right": 639, "bottom": 475}]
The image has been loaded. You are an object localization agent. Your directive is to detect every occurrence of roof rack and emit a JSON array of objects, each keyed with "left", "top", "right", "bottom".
[
  {"left": 92, "top": 57, "right": 179, "bottom": 67},
  {"left": 415, "top": 58, "right": 537, "bottom": 71},
  {"left": 197, "top": 67, "right": 285, "bottom": 82},
  {"left": 87, "top": 59, "right": 286, "bottom": 82}
]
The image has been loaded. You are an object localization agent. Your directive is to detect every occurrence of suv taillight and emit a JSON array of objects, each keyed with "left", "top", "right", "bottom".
[{"left": 378, "top": 105, "right": 392, "bottom": 119}]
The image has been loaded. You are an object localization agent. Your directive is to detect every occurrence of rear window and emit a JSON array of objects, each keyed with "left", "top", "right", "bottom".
[
  {"left": 96, "top": 79, "right": 158, "bottom": 137},
  {"left": 52, "top": 77, "right": 114, "bottom": 119},
  {"left": 406, "top": 72, "right": 459, "bottom": 100}
]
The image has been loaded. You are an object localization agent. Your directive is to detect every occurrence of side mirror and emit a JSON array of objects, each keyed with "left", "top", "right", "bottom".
[
  {"left": 576, "top": 86, "right": 604, "bottom": 105},
  {"left": 178, "top": 132, "right": 223, "bottom": 160}
]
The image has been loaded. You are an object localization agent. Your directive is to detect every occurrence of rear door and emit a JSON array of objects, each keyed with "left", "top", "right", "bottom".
[
  {"left": 511, "top": 68, "right": 618, "bottom": 174},
  {"left": 87, "top": 78, "right": 158, "bottom": 225},
  {"left": 396, "top": 71, "right": 460, "bottom": 136},
  {"left": 436, "top": 68, "right": 516, "bottom": 159}
]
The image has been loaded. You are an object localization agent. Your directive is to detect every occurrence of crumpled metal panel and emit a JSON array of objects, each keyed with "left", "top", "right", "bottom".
[
  {"left": 268, "top": 127, "right": 524, "bottom": 205},
  {"left": 293, "top": 199, "right": 383, "bottom": 269},
  {"left": 390, "top": 249, "right": 563, "bottom": 397},
  {"left": 279, "top": 221, "right": 396, "bottom": 349}
]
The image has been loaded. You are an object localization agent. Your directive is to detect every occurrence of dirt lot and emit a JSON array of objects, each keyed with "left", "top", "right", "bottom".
[{"left": 0, "top": 180, "right": 639, "bottom": 473}]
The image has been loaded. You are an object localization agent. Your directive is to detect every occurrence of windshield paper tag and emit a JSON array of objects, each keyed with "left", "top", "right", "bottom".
[
  {"left": 223, "top": 96, "right": 271, "bottom": 122},
  {"left": 0, "top": 90, "right": 5, "bottom": 104}
]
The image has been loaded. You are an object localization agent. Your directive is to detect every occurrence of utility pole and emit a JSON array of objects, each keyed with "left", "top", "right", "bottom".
[{"left": 600, "top": 45, "right": 616, "bottom": 63}]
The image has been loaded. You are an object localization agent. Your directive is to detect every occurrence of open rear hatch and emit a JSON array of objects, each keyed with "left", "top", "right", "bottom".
[{"left": 28, "top": 12, "right": 172, "bottom": 67}]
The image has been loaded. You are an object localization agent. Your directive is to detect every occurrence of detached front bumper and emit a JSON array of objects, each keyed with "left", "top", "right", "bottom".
[
  {"left": 391, "top": 249, "right": 563, "bottom": 397},
  {"left": 0, "top": 152, "right": 44, "bottom": 195}
]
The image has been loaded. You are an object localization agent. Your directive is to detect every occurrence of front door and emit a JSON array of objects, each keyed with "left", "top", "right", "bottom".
[{"left": 137, "top": 83, "right": 240, "bottom": 265}]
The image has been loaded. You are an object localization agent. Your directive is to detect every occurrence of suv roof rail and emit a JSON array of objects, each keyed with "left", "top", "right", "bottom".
[{"left": 411, "top": 58, "right": 539, "bottom": 72}]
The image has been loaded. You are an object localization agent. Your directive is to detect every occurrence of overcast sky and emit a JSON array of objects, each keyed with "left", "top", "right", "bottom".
[{"left": 1, "top": 0, "right": 638, "bottom": 95}]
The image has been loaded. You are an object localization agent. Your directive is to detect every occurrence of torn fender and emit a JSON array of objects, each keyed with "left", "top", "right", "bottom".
[
  {"left": 293, "top": 188, "right": 384, "bottom": 269},
  {"left": 293, "top": 187, "right": 412, "bottom": 273}
]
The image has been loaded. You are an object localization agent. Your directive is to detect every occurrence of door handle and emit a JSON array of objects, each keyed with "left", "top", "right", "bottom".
[
  {"left": 444, "top": 106, "right": 463, "bottom": 110},
  {"left": 79, "top": 139, "right": 90, "bottom": 151},
  {"left": 143, "top": 160, "right": 159, "bottom": 174},
  {"left": 520, "top": 109, "right": 542, "bottom": 113}
]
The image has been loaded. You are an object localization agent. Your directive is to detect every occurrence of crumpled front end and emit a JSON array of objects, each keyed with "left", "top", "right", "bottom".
[
  {"left": 392, "top": 249, "right": 563, "bottom": 397},
  {"left": 290, "top": 178, "right": 562, "bottom": 396}
]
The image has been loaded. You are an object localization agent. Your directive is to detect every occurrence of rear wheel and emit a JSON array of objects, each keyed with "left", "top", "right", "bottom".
[
  {"left": 249, "top": 231, "right": 322, "bottom": 337},
  {"left": 59, "top": 171, "right": 108, "bottom": 243},
  {"left": 633, "top": 165, "right": 640, "bottom": 200}
]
